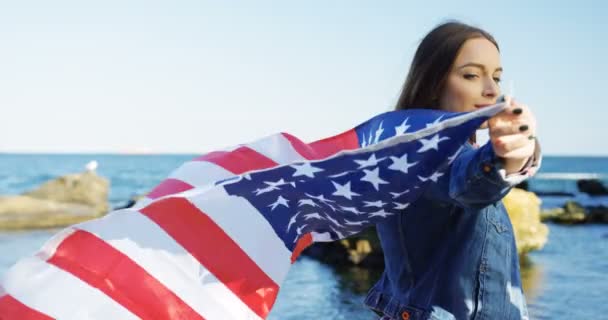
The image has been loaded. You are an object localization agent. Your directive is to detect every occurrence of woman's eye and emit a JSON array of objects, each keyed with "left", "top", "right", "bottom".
[
  {"left": 464, "top": 74, "right": 478, "bottom": 80},
  {"left": 493, "top": 77, "right": 502, "bottom": 83}
]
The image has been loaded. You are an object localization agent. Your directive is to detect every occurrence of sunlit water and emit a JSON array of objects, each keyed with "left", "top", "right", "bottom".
[{"left": 1, "top": 154, "right": 607, "bottom": 319}]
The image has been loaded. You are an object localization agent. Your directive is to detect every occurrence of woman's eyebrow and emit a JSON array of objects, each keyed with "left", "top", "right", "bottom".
[{"left": 457, "top": 62, "right": 503, "bottom": 72}]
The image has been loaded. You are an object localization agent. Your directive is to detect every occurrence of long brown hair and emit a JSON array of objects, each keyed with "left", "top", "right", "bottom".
[{"left": 395, "top": 21, "right": 499, "bottom": 110}]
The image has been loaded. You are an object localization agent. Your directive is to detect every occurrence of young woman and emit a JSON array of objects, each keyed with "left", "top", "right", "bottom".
[{"left": 365, "top": 21, "right": 541, "bottom": 320}]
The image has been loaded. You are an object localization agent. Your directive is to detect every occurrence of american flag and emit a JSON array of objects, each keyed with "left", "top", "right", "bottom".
[{"left": 0, "top": 104, "right": 505, "bottom": 320}]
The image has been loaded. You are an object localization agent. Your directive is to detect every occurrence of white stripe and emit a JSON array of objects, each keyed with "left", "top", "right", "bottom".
[
  {"left": 246, "top": 133, "right": 306, "bottom": 164},
  {"left": 77, "top": 209, "right": 262, "bottom": 320},
  {"left": 188, "top": 187, "right": 292, "bottom": 285},
  {"left": 1, "top": 256, "right": 139, "bottom": 320},
  {"left": 169, "top": 160, "right": 235, "bottom": 188}
]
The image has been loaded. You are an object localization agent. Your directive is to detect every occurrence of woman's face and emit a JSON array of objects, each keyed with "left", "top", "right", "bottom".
[{"left": 438, "top": 37, "right": 502, "bottom": 127}]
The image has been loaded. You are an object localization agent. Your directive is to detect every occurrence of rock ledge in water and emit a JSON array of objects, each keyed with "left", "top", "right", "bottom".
[{"left": 0, "top": 171, "right": 109, "bottom": 230}]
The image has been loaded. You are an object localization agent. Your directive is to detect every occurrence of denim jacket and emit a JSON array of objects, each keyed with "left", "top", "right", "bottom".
[{"left": 365, "top": 141, "right": 540, "bottom": 320}]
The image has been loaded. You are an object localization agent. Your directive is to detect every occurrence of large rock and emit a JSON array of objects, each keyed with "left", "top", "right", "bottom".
[
  {"left": 0, "top": 170, "right": 109, "bottom": 230},
  {"left": 541, "top": 201, "right": 608, "bottom": 224},
  {"left": 502, "top": 188, "right": 549, "bottom": 255},
  {"left": 24, "top": 171, "right": 109, "bottom": 215},
  {"left": 577, "top": 179, "right": 608, "bottom": 196}
]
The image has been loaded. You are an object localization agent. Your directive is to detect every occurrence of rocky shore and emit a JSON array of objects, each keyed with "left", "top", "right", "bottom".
[{"left": 0, "top": 170, "right": 109, "bottom": 230}]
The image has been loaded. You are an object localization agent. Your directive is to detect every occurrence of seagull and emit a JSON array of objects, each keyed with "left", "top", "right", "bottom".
[{"left": 85, "top": 160, "right": 98, "bottom": 172}]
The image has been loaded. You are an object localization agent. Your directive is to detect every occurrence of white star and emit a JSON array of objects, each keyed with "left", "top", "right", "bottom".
[
  {"left": 364, "top": 200, "right": 386, "bottom": 208},
  {"left": 286, "top": 211, "right": 301, "bottom": 232},
  {"left": 418, "top": 171, "right": 445, "bottom": 182},
  {"left": 304, "top": 212, "right": 324, "bottom": 220},
  {"left": 339, "top": 206, "right": 361, "bottom": 214},
  {"left": 373, "top": 121, "right": 384, "bottom": 144},
  {"left": 254, "top": 185, "right": 280, "bottom": 195},
  {"left": 361, "top": 168, "right": 389, "bottom": 191},
  {"left": 330, "top": 226, "right": 345, "bottom": 239},
  {"left": 291, "top": 162, "right": 324, "bottom": 178},
  {"left": 388, "top": 153, "right": 418, "bottom": 174},
  {"left": 344, "top": 218, "right": 365, "bottom": 226},
  {"left": 417, "top": 134, "right": 450, "bottom": 153},
  {"left": 326, "top": 202, "right": 339, "bottom": 212},
  {"left": 368, "top": 209, "right": 393, "bottom": 218},
  {"left": 268, "top": 196, "right": 289, "bottom": 210},
  {"left": 448, "top": 146, "right": 463, "bottom": 164},
  {"left": 296, "top": 224, "right": 308, "bottom": 236},
  {"left": 298, "top": 199, "right": 319, "bottom": 207},
  {"left": 425, "top": 115, "right": 444, "bottom": 128},
  {"left": 332, "top": 181, "right": 360, "bottom": 200},
  {"left": 394, "top": 202, "right": 410, "bottom": 210},
  {"left": 390, "top": 189, "right": 410, "bottom": 198},
  {"left": 305, "top": 193, "right": 335, "bottom": 203},
  {"left": 395, "top": 118, "right": 411, "bottom": 136},
  {"left": 324, "top": 214, "right": 342, "bottom": 227},
  {"left": 354, "top": 153, "right": 386, "bottom": 169},
  {"left": 329, "top": 171, "right": 350, "bottom": 178},
  {"left": 265, "top": 179, "right": 287, "bottom": 188}
]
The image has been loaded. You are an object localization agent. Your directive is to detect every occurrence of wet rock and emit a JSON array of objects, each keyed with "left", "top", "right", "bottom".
[
  {"left": 540, "top": 201, "right": 606, "bottom": 224},
  {"left": 502, "top": 188, "right": 549, "bottom": 255},
  {"left": 587, "top": 206, "right": 608, "bottom": 223},
  {"left": 577, "top": 179, "right": 608, "bottom": 196},
  {"left": 0, "top": 170, "right": 109, "bottom": 230}
]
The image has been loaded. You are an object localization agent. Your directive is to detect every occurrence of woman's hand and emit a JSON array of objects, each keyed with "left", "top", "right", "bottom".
[{"left": 488, "top": 97, "right": 537, "bottom": 174}]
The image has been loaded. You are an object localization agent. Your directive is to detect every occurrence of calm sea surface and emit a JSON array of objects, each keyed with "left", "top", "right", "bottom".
[{"left": 1, "top": 154, "right": 607, "bottom": 319}]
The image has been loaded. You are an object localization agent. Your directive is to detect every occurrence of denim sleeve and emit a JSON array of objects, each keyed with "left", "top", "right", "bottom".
[{"left": 425, "top": 141, "right": 541, "bottom": 209}]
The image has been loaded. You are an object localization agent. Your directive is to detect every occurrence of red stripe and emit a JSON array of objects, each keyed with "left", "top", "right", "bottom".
[
  {"left": 141, "top": 197, "right": 278, "bottom": 318},
  {"left": 194, "top": 147, "right": 277, "bottom": 174},
  {"left": 290, "top": 233, "right": 313, "bottom": 264},
  {"left": 288, "top": 129, "right": 359, "bottom": 160},
  {"left": 47, "top": 230, "right": 203, "bottom": 320},
  {"left": 147, "top": 178, "right": 194, "bottom": 199},
  {"left": 0, "top": 295, "right": 53, "bottom": 320}
]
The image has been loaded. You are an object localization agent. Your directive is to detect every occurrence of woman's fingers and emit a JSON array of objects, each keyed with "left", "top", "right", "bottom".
[
  {"left": 496, "top": 138, "right": 536, "bottom": 159},
  {"left": 492, "top": 133, "right": 533, "bottom": 157},
  {"left": 488, "top": 99, "right": 537, "bottom": 160}
]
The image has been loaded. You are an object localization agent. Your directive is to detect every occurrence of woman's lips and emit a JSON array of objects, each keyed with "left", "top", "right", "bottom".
[{"left": 474, "top": 104, "right": 493, "bottom": 109}]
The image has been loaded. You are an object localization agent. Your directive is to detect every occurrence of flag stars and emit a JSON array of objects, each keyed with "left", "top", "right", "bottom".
[
  {"left": 373, "top": 121, "right": 384, "bottom": 144},
  {"left": 418, "top": 134, "right": 450, "bottom": 153},
  {"left": 361, "top": 167, "right": 389, "bottom": 191},
  {"left": 332, "top": 181, "right": 360, "bottom": 200},
  {"left": 390, "top": 189, "right": 410, "bottom": 199},
  {"left": 291, "top": 162, "right": 324, "bottom": 178},
  {"left": 394, "top": 202, "right": 410, "bottom": 210},
  {"left": 355, "top": 153, "right": 385, "bottom": 169},
  {"left": 418, "top": 171, "right": 445, "bottom": 183},
  {"left": 388, "top": 153, "right": 418, "bottom": 174},
  {"left": 268, "top": 196, "right": 289, "bottom": 210},
  {"left": 298, "top": 199, "right": 319, "bottom": 207},
  {"left": 368, "top": 209, "right": 393, "bottom": 218},
  {"left": 425, "top": 115, "right": 444, "bottom": 128},
  {"left": 364, "top": 200, "right": 386, "bottom": 208},
  {"left": 394, "top": 118, "right": 410, "bottom": 136}
]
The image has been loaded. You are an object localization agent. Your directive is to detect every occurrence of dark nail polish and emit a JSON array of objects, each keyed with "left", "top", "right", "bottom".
[
  {"left": 513, "top": 108, "right": 523, "bottom": 115},
  {"left": 519, "top": 125, "right": 529, "bottom": 132}
]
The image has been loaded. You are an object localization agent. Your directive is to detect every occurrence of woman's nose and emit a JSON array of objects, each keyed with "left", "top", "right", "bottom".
[{"left": 482, "top": 78, "right": 500, "bottom": 98}]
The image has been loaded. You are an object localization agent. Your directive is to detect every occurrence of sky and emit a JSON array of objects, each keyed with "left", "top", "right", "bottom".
[{"left": 0, "top": 0, "right": 606, "bottom": 155}]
